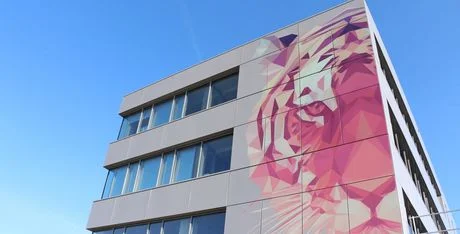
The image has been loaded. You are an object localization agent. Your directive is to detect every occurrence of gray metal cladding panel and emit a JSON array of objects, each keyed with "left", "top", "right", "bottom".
[
  {"left": 188, "top": 173, "right": 229, "bottom": 212},
  {"left": 119, "top": 90, "right": 143, "bottom": 115},
  {"left": 119, "top": 47, "right": 242, "bottom": 114},
  {"left": 237, "top": 56, "right": 267, "bottom": 99},
  {"left": 111, "top": 190, "right": 150, "bottom": 224},
  {"left": 88, "top": 174, "right": 229, "bottom": 230},
  {"left": 145, "top": 181, "right": 192, "bottom": 219},
  {"left": 87, "top": 198, "right": 115, "bottom": 229},
  {"left": 105, "top": 137, "right": 130, "bottom": 167}
]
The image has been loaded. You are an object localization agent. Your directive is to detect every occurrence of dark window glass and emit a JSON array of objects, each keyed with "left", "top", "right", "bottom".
[
  {"left": 139, "top": 107, "right": 152, "bottom": 132},
  {"left": 185, "top": 85, "right": 209, "bottom": 115},
  {"left": 110, "top": 166, "right": 128, "bottom": 197},
  {"left": 124, "top": 162, "right": 139, "bottom": 194},
  {"left": 94, "top": 230, "right": 113, "bottom": 234},
  {"left": 163, "top": 218, "right": 190, "bottom": 234},
  {"left": 138, "top": 157, "right": 161, "bottom": 190},
  {"left": 191, "top": 213, "right": 226, "bottom": 234},
  {"left": 174, "top": 145, "right": 200, "bottom": 182},
  {"left": 211, "top": 74, "right": 238, "bottom": 106},
  {"left": 172, "top": 94, "right": 185, "bottom": 120},
  {"left": 149, "top": 223, "right": 162, "bottom": 234},
  {"left": 113, "top": 228, "right": 125, "bottom": 234},
  {"left": 102, "top": 170, "right": 115, "bottom": 199},
  {"left": 118, "top": 112, "right": 141, "bottom": 139},
  {"left": 125, "top": 224, "right": 148, "bottom": 234},
  {"left": 200, "top": 136, "right": 232, "bottom": 176},
  {"left": 153, "top": 100, "right": 173, "bottom": 126},
  {"left": 159, "top": 152, "right": 174, "bottom": 185}
]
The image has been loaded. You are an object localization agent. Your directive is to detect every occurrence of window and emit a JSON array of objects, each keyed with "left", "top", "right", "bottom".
[
  {"left": 211, "top": 74, "right": 238, "bottom": 107},
  {"left": 116, "top": 73, "right": 238, "bottom": 140},
  {"left": 113, "top": 228, "right": 125, "bottom": 234},
  {"left": 163, "top": 218, "right": 190, "bottom": 234},
  {"left": 149, "top": 223, "right": 162, "bottom": 234},
  {"left": 200, "top": 135, "right": 232, "bottom": 176},
  {"left": 172, "top": 94, "right": 185, "bottom": 120},
  {"left": 110, "top": 166, "right": 128, "bottom": 197},
  {"left": 124, "top": 162, "right": 139, "bottom": 194},
  {"left": 174, "top": 145, "right": 200, "bottom": 182},
  {"left": 191, "top": 213, "right": 226, "bottom": 234},
  {"left": 94, "top": 231, "right": 113, "bottom": 234},
  {"left": 185, "top": 85, "right": 209, "bottom": 115},
  {"left": 118, "top": 112, "right": 141, "bottom": 139},
  {"left": 153, "top": 100, "right": 173, "bottom": 126},
  {"left": 139, "top": 107, "right": 152, "bottom": 132},
  {"left": 95, "top": 212, "right": 225, "bottom": 234},
  {"left": 159, "top": 152, "right": 174, "bottom": 185},
  {"left": 126, "top": 225, "right": 148, "bottom": 234},
  {"left": 138, "top": 157, "right": 161, "bottom": 190},
  {"left": 102, "top": 170, "right": 115, "bottom": 199},
  {"left": 102, "top": 134, "right": 233, "bottom": 198}
]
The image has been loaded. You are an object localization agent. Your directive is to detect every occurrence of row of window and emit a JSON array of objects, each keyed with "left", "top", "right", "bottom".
[
  {"left": 102, "top": 135, "right": 233, "bottom": 199},
  {"left": 94, "top": 212, "right": 225, "bottom": 234},
  {"left": 118, "top": 73, "right": 238, "bottom": 140}
]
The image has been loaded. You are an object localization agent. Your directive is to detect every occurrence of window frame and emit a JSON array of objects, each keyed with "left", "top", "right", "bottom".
[
  {"left": 103, "top": 134, "right": 233, "bottom": 199},
  {"left": 152, "top": 99, "right": 174, "bottom": 127},
  {"left": 94, "top": 211, "right": 226, "bottom": 234},
  {"left": 184, "top": 84, "right": 210, "bottom": 116},
  {"left": 116, "top": 73, "right": 238, "bottom": 141},
  {"left": 209, "top": 73, "right": 239, "bottom": 107},
  {"left": 122, "top": 161, "right": 141, "bottom": 194}
]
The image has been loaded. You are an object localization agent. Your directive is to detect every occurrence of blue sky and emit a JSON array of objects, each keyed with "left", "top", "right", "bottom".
[{"left": 0, "top": 0, "right": 459, "bottom": 233}]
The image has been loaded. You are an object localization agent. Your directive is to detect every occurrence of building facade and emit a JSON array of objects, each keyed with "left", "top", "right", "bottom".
[{"left": 87, "top": 0, "right": 457, "bottom": 233}]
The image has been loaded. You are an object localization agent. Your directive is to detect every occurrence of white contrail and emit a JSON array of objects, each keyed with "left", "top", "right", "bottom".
[{"left": 177, "top": 0, "right": 203, "bottom": 61}]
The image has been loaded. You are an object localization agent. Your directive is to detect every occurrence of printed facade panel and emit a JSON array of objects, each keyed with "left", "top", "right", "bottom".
[
  {"left": 235, "top": 88, "right": 269, "bottom": 126},
  {"left": 301, "top": 135, "right": 394, "bottom": 192},
  {"left": 299, "top": 30, "right": 334, "bottom": 78},
  {"left": 297, "top": 0, "right": 366, "bottom": 38},
  {"left": 228, "top": 155, "right": 302, "bottom": 205},
  {"left": 243, "top": 5, "right": 382, "bottom": 163},
  {"left": 347, "top": 176, "right": 402, "bottom": 233},
  {"left": 331, "top": 55, "right": 378, "bottom": 97},
  {"left": 231, "top": 119, "right": 266, "bottom": 170},
  {"left": 339, "top": 85, "right": 386, "bottom": 143},
  {"left": 330, "top": 13, "right": 373, "bottom": 69},
  {"left": 299, "top": 96, "right": 342, "bottom": 154},
  {"left": 241, "top": 24, "right": 298, "bottom": 64},
  {"left": 262, "top": 194, "right": 302, "bottom": 234},
  {"left": 238, "top": 56, "right": 268, "bottom": 98},
  {"left": 239, "top": 3, "right": 403, "bottom": 234},
  {"left": 266, "top": 42, "right": 300, "bottom": 89},
  {"left": 303, "top": 185, "right": 349, "bottom": 233},
  {"left": 264, "top": 108, "right": 301, "bottom": 164},
  {"left": 224, "top": 201, "right": 263, "bottom": 234}
]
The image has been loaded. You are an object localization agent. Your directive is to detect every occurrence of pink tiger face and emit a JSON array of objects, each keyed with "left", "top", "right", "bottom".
[{"left": 248, "top": 7, "right": 402, "bottom": 233}]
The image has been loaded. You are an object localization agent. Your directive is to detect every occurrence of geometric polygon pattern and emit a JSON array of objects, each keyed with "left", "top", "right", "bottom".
[{"left": 246, "top": 5, "right": 402, "bottom": 233}]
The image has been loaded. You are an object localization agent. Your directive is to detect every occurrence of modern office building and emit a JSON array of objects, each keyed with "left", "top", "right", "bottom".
[{"left": 87, "top": 0, "right": 457, "bottom": 233}]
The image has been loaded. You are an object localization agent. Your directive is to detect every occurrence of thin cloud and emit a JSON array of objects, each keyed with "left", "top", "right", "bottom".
[{"left": 177, "top": 0, "right": 203, "bottom": 61}]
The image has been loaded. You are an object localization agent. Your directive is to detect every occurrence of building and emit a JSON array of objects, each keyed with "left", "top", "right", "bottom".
[{"left": 86, "top": 0, "right": 457, "bottom": 233}]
